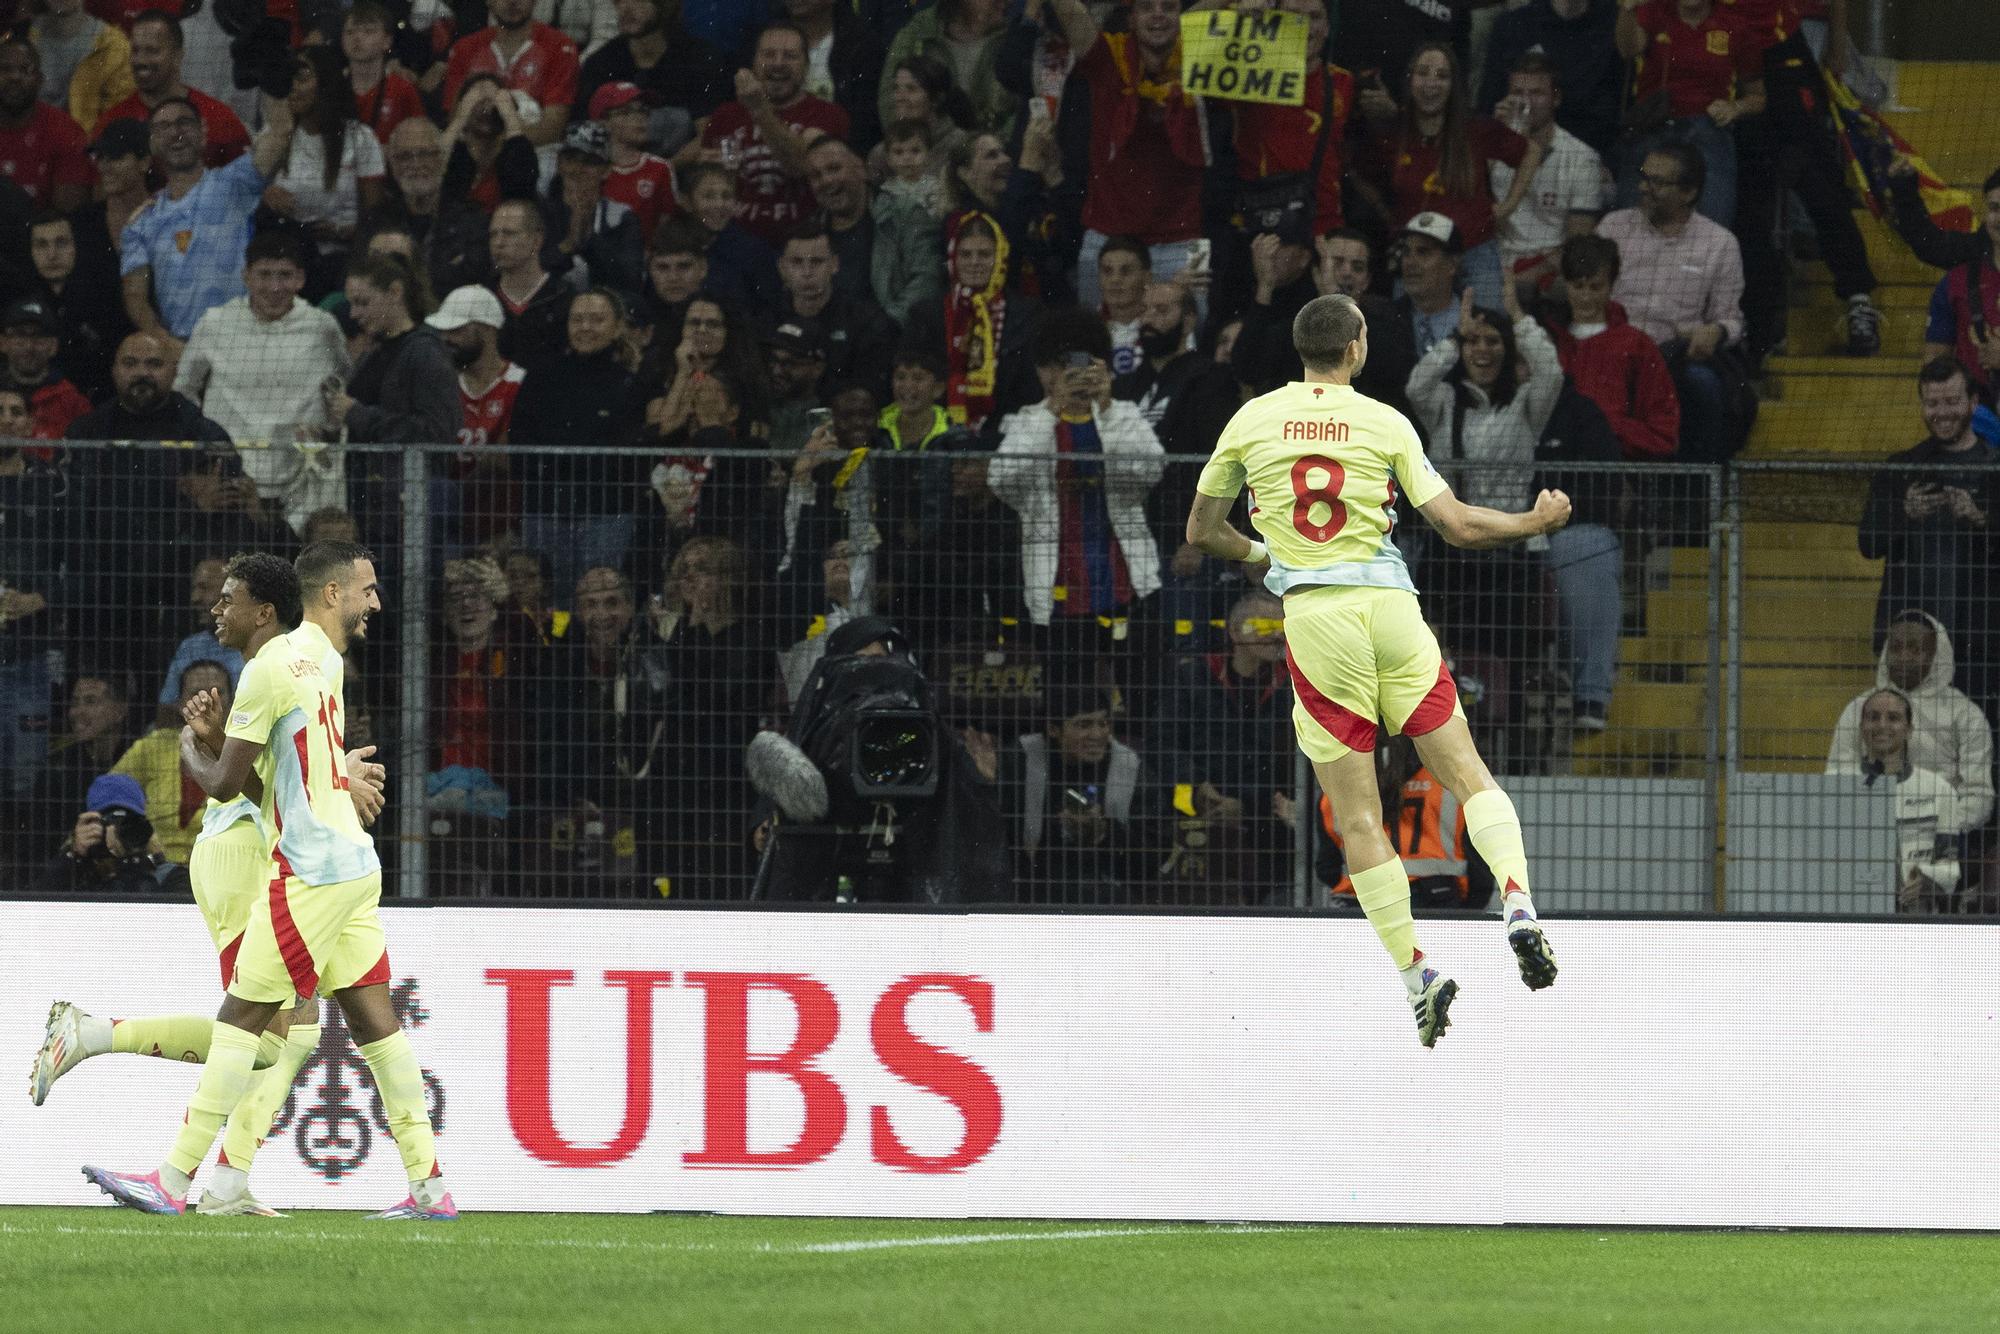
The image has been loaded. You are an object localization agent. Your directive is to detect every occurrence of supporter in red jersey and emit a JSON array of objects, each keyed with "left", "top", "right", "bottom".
[
  {"left": 1614, "top": 0, "right": 1766, "bottom": 227},
  {"left": 90, "top": 12, "right": 248, "bottom": 169},
  {"left": 343, "top": 2, "right": 425, "bottom": 144},
  {"left": 1065, "top": 0, "right": 1206, "bottom": 310},
  {"left": 428, "top": 284, "right": 524, "bottom": 547},
  {"left": 442, "top": 0, "right": 580, "bottom": 149},
  {"left": 1364, "top": 39, "right": 1536, "bottom": 312},
  {"left": 1232, "top": 0, "right": 1352, "bottom": 238},
  {"left": 0, "top": 38, "right": 94, "bottom": 212},
  {"left": 594, "top": 81, "right": 677, "bottom": 242},
  {"left": 701, "top": 22, "right": 849, "bottom": 249}
]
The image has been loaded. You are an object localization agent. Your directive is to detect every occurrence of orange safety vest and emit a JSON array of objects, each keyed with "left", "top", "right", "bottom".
[{"left": 1321, "top": 769, "right": 1472, "bottom": 904}]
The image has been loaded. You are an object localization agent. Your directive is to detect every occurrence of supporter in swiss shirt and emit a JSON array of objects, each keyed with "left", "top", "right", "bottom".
[
  {"left": 442, "top": 0, "right": 581, "bottom": 150},
  {"left": 1363, "top": 39, "right": 1537, "bottom": 312},
  {"left": 700, "top": 22, "right": 851, "bottom": 249},
  {"left": 428, "top": 284, "right": 525, "bottom": 549},
  {"left": 1613, "top": 0, "right": 1765, "bottom": 227},
  {"left": 90, "top": 12, "right": 248, "bottom": 169},
  {"left": 1065, "top": 0, "right": 1206, "bottom": 311},
  {"left": 0, "top": 38, "right": 94, "bottom": 212},
  {"left": 343, "top": 1, "right": 425, "bottom": 145},
  {"left": 594, "top": 81, "right": 676, "bottom": 243}
]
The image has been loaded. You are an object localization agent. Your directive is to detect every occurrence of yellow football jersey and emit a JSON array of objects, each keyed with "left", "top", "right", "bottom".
[
  {"left": 225, "top": 620, "right": 378, "bottom": 887},
  {"left": 1195, "top": 380, "right": 1447, "bottom": 595}
]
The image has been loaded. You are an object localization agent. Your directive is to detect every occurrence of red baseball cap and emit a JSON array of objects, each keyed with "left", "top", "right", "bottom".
[{"left": 588, "top": 82, "right": 644, "bottom": 120}]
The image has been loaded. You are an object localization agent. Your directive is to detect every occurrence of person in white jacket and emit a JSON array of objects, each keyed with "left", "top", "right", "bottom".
[
  {"left": 988, "top": 313, "right": 1166, "bottom": 632},
  {"left": 1829, "top": 686, "right": 1965, "bottom": 911},
  {"left": 1826, "top": 610, "right": 1995, "bottom": 836},
  {"left": 1406, "top": 283, "right": 1609, "bottom": 707}
]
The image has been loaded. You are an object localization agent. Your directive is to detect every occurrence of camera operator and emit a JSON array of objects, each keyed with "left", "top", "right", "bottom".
[
  {"left": 751, "top": 615, "right": 1009, "bottom": 904},
  {"left": 29, "top": 774, "right": 190, "bottom": 893}
]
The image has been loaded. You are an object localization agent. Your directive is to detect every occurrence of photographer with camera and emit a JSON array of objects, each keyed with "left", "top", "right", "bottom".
[{"left": 30, "top": 773, "right": 190, "bottom": 893}]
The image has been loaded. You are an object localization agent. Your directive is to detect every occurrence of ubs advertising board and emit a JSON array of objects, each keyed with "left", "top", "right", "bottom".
[{"left": 4, "top": 903, "right": 1994, "bottom": 1227}]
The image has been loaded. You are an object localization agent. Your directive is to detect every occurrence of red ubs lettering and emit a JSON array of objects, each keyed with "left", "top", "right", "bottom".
[
  {"left": 1281, "top": 420, "right": 1350, "bottom": 442},
  {"left": 484, "top": 969, "right": 1003, "bottom": 1173}
]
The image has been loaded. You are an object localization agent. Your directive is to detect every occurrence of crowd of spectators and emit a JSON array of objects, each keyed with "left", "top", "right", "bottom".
[{"left": 0, "top": 0, "right": 1974, "bottom": 903}]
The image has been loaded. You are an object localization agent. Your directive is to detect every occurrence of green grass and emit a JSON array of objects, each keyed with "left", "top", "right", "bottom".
[{"left": 4, "top": 1208, "right": 1998, "bottom": 1333}]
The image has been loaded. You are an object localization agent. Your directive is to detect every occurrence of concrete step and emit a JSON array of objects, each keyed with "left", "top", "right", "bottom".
[{"left": 1875, "top": 63, "right": 2000, "bottom": 185}]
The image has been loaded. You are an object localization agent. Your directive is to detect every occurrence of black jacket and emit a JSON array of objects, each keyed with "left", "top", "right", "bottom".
[
  {"left": 346, "top": 326, "right": 461, "bottom": 445},
  {"left": 374, "top": 187, "right": 495, "bottom": 301},
  {"left": 509, "top": 347, "right": 648, "bottom": 515},
  {"left": 538, "top": 194, "right": 646, "bottom": 299},
  {"left": 765, "top": 290, "right": 901, "bottom": 398}
]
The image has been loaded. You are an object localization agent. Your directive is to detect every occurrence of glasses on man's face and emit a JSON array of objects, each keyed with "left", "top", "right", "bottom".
[
  {"left": 1636, "top": 171, "right": 1683, "bottom": 191},
  {"left": 151, "top": 117, "right": 200, "bottom": 136},
  {"left": 392, "top": 148, "right": 444, "bottom": 165}
]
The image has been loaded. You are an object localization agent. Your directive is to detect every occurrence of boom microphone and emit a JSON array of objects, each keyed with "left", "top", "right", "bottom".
[{"left": 746, "top": 731, "right": 829, "bottom": 823}]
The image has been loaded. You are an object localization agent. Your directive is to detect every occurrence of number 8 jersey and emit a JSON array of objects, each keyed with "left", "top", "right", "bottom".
[
  {"left": 224, "top": 619, "right": 380, "bottom": 887},
  {"left": 1195, "top": 381, "right": 1447, "bottom": 595}
]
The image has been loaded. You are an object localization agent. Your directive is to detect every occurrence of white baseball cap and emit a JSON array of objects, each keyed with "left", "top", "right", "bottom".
[
  {"left": 1399, "top": 211, "right": 1462, "bottom": 252},
  {"left": 427, "top": 285, "right": 505, "bottom": 332}
]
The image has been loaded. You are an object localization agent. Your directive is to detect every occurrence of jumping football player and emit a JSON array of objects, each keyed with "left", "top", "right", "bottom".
[{"left": 1185, "top": 293, "right": 1564, "bottom": 1047}]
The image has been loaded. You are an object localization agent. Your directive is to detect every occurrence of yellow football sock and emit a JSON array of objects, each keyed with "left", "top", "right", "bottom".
[
  {"left": 1350, "top": 859, "right": 1421, "bottom": 971},
  {"left": 165, "top": 1023, "right": 261, "bottom": 1179},
  {"left": 220, "top": 1025, "right": 318, "bottom": 1170},
  {"left": 358, "top": 1032, "right": 438, "bottom": 1185},
  {"left": 108, "top": 1016, "right": 281, "bottom": 1067},
  {"left": 110, "top": 1015, "right": 218, "bottom": 1062},
  {"left": 1463, "top": 789, "right": 1532, "bottom": 899}
]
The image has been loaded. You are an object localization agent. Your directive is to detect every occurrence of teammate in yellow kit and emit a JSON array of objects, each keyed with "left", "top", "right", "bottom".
[
  {"left": 82, "top": 541, "right": 453, "bottom": 1218},
  {"left": 31, "top": 554, "right": 384, "bottom": 1216},
  {"left": 1186, "top": 294, "right": 1565, "bottom": 1047}
]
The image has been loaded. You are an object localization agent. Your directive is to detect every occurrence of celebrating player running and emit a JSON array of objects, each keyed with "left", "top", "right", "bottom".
[{"left": 1185, "top": 293, "right": 1566, "bottom": 1048}]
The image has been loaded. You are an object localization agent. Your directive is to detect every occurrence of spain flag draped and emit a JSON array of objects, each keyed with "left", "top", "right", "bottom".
[{"left": 1822, "top": 70, "right": 1975, "bottom": 233}]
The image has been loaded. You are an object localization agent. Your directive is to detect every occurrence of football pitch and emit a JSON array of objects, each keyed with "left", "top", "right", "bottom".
[{"left": 4, "top": 1208, "right": 1995, "bottom": 1333}]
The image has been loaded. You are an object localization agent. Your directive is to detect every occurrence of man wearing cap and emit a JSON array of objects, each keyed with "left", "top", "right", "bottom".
[
  {"left": 542, "top": 119, "right": 644, "bottom": 293},
  {"left": 442, "top": 0, "right": 581, "bottom": 150},
  {"left": 1, "top": 296, "right": 93, "bottom": 439},
  {"left": 175, "top": 231, "right": 351, "bottom": 532},
  {"left": 29, "top": 0, "right": 133, "bottom": 136},
  {"left": 1392, "top": 211, "right": 1468, "bottom": 358},
  {"left": 29, "top": 771, "right": 188, "bottom": 893},
  {"left": 75, "top": 119, "right": 150, "bottom": 284},
  {"left": 594, "top": 82, "right": 677, "bottom": 241},
  {"left": 90, "top": 13, "right": 250, "bottom": 170},
  {"left": 430, "top": 284, "right": 527, "bottom": 547},
  {"left": 765, "top": 319, "right": 831, "bottom": 454},
  {"left": 119, "top": 93, "right": 300, "bottom": 345},
  {"left": 0, "top": 37, "right": 94, "bottom": 214}
]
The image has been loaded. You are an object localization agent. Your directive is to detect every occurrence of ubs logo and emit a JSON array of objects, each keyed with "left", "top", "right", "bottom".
[{"left": 271, "top": 978, "right": 446, "bottom": 1181}]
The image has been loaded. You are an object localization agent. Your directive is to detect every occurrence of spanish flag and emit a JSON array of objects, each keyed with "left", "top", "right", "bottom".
[{"left": 1822, "top": 70, "right": 1975, "bottom": 233}]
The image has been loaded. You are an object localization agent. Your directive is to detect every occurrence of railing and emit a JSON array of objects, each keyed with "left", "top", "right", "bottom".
[{"left": 2, "top": 440, "right": 1989, "bottom": 915}]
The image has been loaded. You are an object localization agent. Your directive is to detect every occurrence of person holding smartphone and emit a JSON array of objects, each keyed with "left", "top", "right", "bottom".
[
  {"left": 988, "top": 308, "right": 1167, "bottom": 646},
  {"left": 998, "top": 679, "right": 1161, "bottom": 904}
]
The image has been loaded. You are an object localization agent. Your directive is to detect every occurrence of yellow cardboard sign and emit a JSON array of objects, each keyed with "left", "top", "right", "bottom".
[{"left": 1180, "top": 9, "right": 1309, "bottom": 106}]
